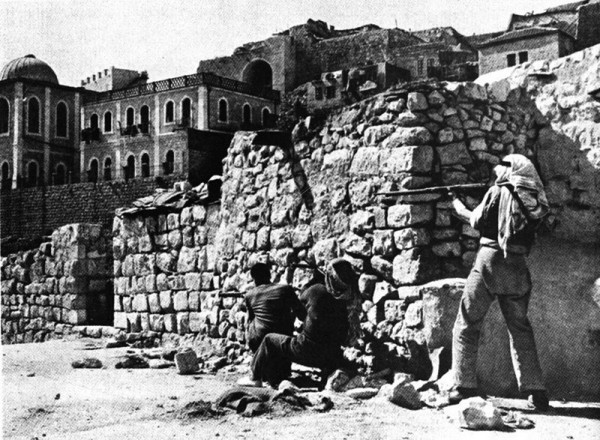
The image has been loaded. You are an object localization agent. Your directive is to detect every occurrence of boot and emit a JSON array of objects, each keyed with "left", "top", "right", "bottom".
[
  {"left": 448, "top": 387, "right": 479, "bottom": 404},
  {"left": 527, "top": 390, "right": 550, "bottom": 412}
]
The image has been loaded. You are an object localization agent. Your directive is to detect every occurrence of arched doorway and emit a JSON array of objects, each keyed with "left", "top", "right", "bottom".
[
  {"left": 242, "top": 59, "right": 273, "bottom": 92},
  {"left": 55, "top": 163, "right": 66, "bottom": 185},
  {"left": 141, "top": 153, "right": 150, "bottom": 177},
  {"left": 89, "top": 158, "right": 99, "bottom": 183}
]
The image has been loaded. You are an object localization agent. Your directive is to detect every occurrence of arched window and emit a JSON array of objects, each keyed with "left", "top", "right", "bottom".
[
  {"left": 90, "top": 113, "right": 99, "bottom": 130},
  {"left": 56, "top": 102, "right": 68, "bottom": 137},
  {"left": 27, "top": 161, "right": 38, "bottom": 187},
  {"left": 88, "top": 158, "right": 99, "bottom": 183},
  {"left": 140, "top": 105, "right": 149, "bottom": 133},
  {"left": 1, "top": 162, "right": 10, "bottom": 188},
  {"left": 27, "top": 97, "right": 40, "bottom": 134},
  {"left": 242, "top": 104, "right": 251, "bottom": 126},
  {"left": 104, "top": 111, "right": 112, "bottom": 133},
  {"left": 126, "top": 107, "right": 135, "bottom": 127},
  {"left": 125, "top": 155, "right": 135, "bottom": 180},
  {"left": 104, "top": 157, "right": 112, "bottom": 181},
  {"left": 181, "top": 98, "right": 191, "bottom": 126},
  {"left": 141, "top": 153, "right": 150, "bottom": 177},
  {"left": 164, "top": 150, "right": 174, "bottom": 175},
  {"left": 0, "top": 98, "right": 9, "bottom": 134},
  {"left": 165, "top": 101, "right": 174, "bottom": 123},
  {"left": 54, "top": 163, "right": 66, "bottom": 185},
  {"left": 262, "top": 108, "right": 271, "bottom": 127},
  {"left": 218, "top": 99, "right": 227, "bottom": 122}
]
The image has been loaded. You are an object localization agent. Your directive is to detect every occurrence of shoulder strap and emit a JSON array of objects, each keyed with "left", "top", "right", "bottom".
[{"left": 503, "top": 184, "right": 535, "bottom": 223}]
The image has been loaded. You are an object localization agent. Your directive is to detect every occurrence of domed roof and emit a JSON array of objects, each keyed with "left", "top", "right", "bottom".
[{"left": 0, "top": 55, "right": 59, "bottom": 84}]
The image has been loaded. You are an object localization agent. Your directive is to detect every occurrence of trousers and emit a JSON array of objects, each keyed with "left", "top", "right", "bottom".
[
  {"left": 452, "top": 246, "right": 545, "bottom": 392},
  {"left": 251, "top": 333, "right": 344, "bottom": 386}
]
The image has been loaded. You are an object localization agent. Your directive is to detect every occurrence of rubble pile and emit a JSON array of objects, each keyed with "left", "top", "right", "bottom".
[{"left": 1, "top": 224, "right": 111, "bottom": 344}]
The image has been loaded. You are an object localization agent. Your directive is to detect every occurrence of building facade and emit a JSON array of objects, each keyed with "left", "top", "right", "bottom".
[
  {"left": 0, "top": 56, "right": 279, "bottom": 190},
  {"left": 478, "top": 0, "right": 600, "bottom": 75}
]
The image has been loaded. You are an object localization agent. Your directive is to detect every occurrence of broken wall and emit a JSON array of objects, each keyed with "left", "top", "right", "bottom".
[{"left": 1, "top": 223, "right": 112, "bottom": 343}]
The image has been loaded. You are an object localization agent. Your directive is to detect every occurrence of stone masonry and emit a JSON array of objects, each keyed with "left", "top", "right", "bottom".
[{"left": 1, "top": 223, "right": 112, "bottom": 344}]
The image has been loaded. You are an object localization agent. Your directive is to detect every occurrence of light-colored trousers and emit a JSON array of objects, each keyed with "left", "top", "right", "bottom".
[{"left": 452, "top": 246, "right": 546, "bottom": 392}]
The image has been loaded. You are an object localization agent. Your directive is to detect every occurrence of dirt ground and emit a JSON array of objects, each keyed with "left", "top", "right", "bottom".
[{"left": 2, "top": 339, "right": 599, "bottom": 440}]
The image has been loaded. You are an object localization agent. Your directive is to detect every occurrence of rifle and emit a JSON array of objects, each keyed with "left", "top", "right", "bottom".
[{"left": 376, "top": 183, "right": 487, "bottom": 196}]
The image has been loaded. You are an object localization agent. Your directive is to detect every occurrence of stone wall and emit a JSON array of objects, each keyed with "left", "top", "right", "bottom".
[
  {"left": 1, "top": 223, "right": 112, "bottom": 344},
  {"left": 1, "top": 175, "right": 182, "bottom": 244},
  {"left": 111, "top": 203, "right": 246, "bottom": 347}
]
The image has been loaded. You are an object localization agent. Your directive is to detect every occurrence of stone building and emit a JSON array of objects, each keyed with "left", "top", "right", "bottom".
[
  {"left": 0, "top": 55, "right": 83, "bottom": 189},
  {"left": 478, "top": 0, "right": 600, "bottom": 75},
  {"left": 0, "top": 55, "right": 280, "bottom": 189},
  {"left": 197, "top": 20, "right": 479, "bottom": 95}
]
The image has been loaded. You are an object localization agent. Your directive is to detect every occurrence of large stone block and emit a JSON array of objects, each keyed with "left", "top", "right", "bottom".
[
  {"left": 176, "top": 312, "right": 190, "bottom": 335},
  {"left": 177, "top": 247, "right": 198, "bottom": 273},
  {"left": 394, "top": 228, "right": 431, "bottom": 250},
  {"left": 380, "top": 146, "right": 433, "bottom": 174},
  {"left": 407, "top": 92, "right": 428, "bottom": 111},
  {"left": 437, "top": 142, "right": 472, "bottom": 165},
  {"left": 132, "top": 294, "right": 148, "bottom": 312},
  {"left": 312, "top": 238, "right": 338, "bottom": 267},
  {"left": 393, "top": 248, "right": 438, "bottom": 285},
  {"left": 350, "top": 210, "right": 375, "bottom": 234},
  {"left": 420, "top": 279, "right": 464, "bottom": 350},
  {"left": 156, "top": 253, "right": 176, "bottom": 273},
  {"left": 370, "top": 256, "right": 394, "bottom": 282},
  {"left": 341, "top": 232, "right": 372, "bottom": 257},
  {"left": 173, "top": 291, "right": 188, "bottom": 311},
  {"left": 349, "top": 147, "right": 380, "bottom": 176},
  {"left": 270, "top": 227, "right": 292, "bottom": 249},
  {"left": 372, "top": 229, "right": 395, "bottom": 257},
  {"left": 386, "top": 127, "right": 433, "bottom": 147},
  {"left": 387, "top": 204, "right": 434, "bottom": 228},
  {"left": 364, "top": 124, "right": 395, "bottom": 145},
  {"left": 133, "top": 254, "right": 156, "bottom": 276}
]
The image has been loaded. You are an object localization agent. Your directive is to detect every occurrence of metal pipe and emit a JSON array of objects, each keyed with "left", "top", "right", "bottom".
[{"left": 376, "top": 183, "right": 487, "bottom": 196}]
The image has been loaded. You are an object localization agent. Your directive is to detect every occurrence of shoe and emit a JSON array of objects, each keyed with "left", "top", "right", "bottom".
[
  {"left": 236, "top": 377, "right": 264, "bottom": 387},
  {"left": 448, "top": 387, "right": 479, "bottom": 404},
  {"left": 528, "top": 390, "right": 550, "bottom": 412}
]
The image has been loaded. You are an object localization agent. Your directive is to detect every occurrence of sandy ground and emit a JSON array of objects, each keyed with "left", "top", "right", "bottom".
[{"left": 2, "top": 339, "right": 599, "bottom": 440}]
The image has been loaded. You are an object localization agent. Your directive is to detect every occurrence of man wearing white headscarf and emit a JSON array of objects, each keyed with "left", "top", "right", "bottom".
[{"left": 448, "top": 154, "right": 550, "bottom": 411}]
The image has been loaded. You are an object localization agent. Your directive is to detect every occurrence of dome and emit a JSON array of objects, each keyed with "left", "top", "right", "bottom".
[{"left": 0, "top": 54, "right": 59, "bottom": 84}]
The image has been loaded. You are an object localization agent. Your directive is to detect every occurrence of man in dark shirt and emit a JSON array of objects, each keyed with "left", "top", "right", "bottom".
[
  {"left": 244, "top": 263, "right": 306, "bottom": 353},
  {"left": 448, "top": 154, "right": 550, "bottom": 411},
  {"left": 248, "top": 258, "right": 356, "bottom": 388}
]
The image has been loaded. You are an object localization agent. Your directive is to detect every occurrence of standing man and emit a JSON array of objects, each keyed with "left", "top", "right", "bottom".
[{"left": 448, "top": 154, "right": 550, "bottom": 411}]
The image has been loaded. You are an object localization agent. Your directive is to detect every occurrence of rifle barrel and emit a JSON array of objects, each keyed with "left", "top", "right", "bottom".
[{"left": 377, "top": 183, "right": 487, "bottom": 196}]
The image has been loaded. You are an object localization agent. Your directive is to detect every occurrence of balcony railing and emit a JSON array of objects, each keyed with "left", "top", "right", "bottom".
[{"left": 85, "top": 72, "right": 280, "bottom": 104}]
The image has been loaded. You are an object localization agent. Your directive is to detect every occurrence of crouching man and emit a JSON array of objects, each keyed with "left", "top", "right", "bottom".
[
  {"left": 244, "top": 258, "right": 359, "bottom": 388},
  {"left": 237, "top": 262, "right": 306, "bottom": 387}
]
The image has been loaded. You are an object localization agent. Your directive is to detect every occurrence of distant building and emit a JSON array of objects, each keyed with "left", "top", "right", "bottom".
[
  {"left": 197, "top": 20, "right": 479, "bottom": 95},
  {"left": 0, "top": 55, "right": 279, "bottom": 189},
  {"left": 478, "top": 0, "right": 600, "bottom": 75}
]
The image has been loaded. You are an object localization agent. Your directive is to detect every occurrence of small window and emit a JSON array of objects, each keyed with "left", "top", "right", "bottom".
[
  {"left": 1, "top": 162, "right": 11, "bottom": 187},
  {"left": 126, "top": 107, "right": 135, "bottom": 127},
  {"left": 218, "top": 99, "right": 228, "bottom": 122},
  {"left": 417, "top": 58, "right": 424, "bottom": 76},
  {"left": 262, "top": 108, "right": 271, "bottom": 127},
  {"left": 314, "top": 87, "right": 323, "bottom": 101},
  {"left": 326, "top": 86, "right": 336, "bottom": 99},
  {"left": 125, "top": 155, "right": 135, "bottom": 180},
  {"left": 242, "top": 104, "right": 251, "bottom": 125},
  {"left": 104, "top": 111, "right": 113, "bottom": 133},
  {"left": 0, "top": 98, "right": 9, "bottom": 134},
  {"left": 88, "top": 158, "right": 99, "bottom": 183},
  {"left": 141, "top": 153, "right": 150, "bottom": 177},
  {"left": 140, "top": 105, "right": 149, "bottom": 133},
  {"left": 104, "top": 157, "right": 112, "bottom": 181},
  {"left": 518, "top": 51, "right": 528, "bottom": 64},
  {"left": 164, "top": 150, "right": 174, "bottom": 175},
  {"left": 27, "top": 97, "right": 40, "bottom": 134},
  {"left": 165, "top": 101, "right": 174, "bottom": 123},
  {"left": 181, "top": 98, "right": 191, "bottom": 126},
  {"left": 54, "top": 163, "right": 66, "bottom": 185},
  {"left": 90, "top": 113, "right": 99, "bottom": 130},
  {"left": 427, "top": 58, "right": 435, "bottom": 67},
  {"left": 27, "top": 161, "right": 38, "bottom": 187},
  {"left": 507, "top": 53, "right": 516, "bottom": 67},
  {"left": 56, "top": 102, "right": 68, "bottom": 137}
]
